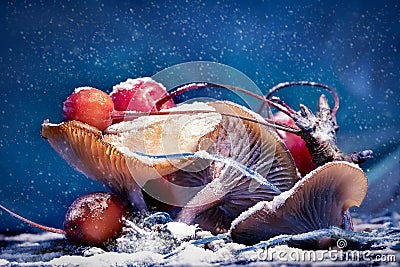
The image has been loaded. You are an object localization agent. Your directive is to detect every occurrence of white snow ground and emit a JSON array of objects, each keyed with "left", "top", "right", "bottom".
[{"left": 0, "top": 214, "right": 399, "bottom": 267}]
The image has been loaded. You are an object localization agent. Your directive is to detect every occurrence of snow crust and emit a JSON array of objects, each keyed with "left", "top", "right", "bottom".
[
  {"left": 110, "top": 77, "right": 158, "bottom": 94},
  {"left": 0, "top": 213, "right": 399, "bottom": 267},
  {"left": 104, "top": 102, "right": 222, "bottom": 158},
  {"left": 66, "top": 193, "right": 111, "bottom": 222},
  {"left": 106, "top": 101, "right": 219, "bottom": 134},
  {"left": 2, "top": 232, "right": 64, "bottom": 242},
  {"left": 165, "top": 222, "right": 197, "bottom": 241},
  {"left": 48, "top": 251, "right": 163, "bottom": 267},
  {"left": 73, "top": 86, "right": 94, "bottom": 93},
  {"left": 229, "top": 200, "right": 268, "bottom": 233}
]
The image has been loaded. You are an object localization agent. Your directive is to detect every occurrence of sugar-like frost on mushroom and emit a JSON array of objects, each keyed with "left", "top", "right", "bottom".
[
  {"left": 175, "top": 101, "right": 298, "bottom": 234},
  {"left": 229, "top": 161, "right": 368, "bottom": 246},
  {"left": 41, "top": 103, "right": 222, "bottom": 210}
]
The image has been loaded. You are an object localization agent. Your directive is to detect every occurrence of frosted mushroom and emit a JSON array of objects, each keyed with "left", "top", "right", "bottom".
[
  {"left": 229, "top": 161, "right": 368, "bottom": 246},
  {"left": 41, "top": 102, "right": 222, "bottom": 210},
  {"left": 174, "top": 101, "right": 298, "bottom": 234}
]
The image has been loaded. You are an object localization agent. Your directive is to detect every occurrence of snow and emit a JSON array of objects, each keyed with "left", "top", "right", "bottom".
[
  {"left": 104, "top": 102, "right": 222, "bottom": 159},
  {"left": 0, "top": 214, "right": 399, "bottom": 267},
  {"left": 2, "top": 232, "right": 64, "bottom": 242},
  {"left": 66, "top": 193, "right": 111, "bottom": 222},
  {"left": 110, "top": 77, "right": 157, "bottom": 93},
  {"left": 167, "top": 244, "right": 215, "bottom": 266},
  {"left": 229, "top": 201, "right": 267, "bottom": 233},
  {"left": 105, "top": 102, "right": 220, "bottom": 134},
  {"left": 165, "top": 222, "right": 197, "bottom": 241},
  {"left": 73, "top": 86, "right": 94, "bottom": 93},
  {"left": 47, "top": 251, "right": 164, "bottom": 267}
]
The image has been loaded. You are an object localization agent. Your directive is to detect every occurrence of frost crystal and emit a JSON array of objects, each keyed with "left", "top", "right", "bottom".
[
  {"left": 66, "top": 194, "right": 111, "bottom": 221},
  {"left": 73, "top": 86, "right": 94, "bottom": 93}
]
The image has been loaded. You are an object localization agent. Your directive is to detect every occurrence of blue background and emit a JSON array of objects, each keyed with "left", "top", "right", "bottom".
[{"left": 1, "top": 0, "right": 399, "bottom": 232}]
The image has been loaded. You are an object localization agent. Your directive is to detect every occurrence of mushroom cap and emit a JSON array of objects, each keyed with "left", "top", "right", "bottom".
[
  {"left": 41, "top": 103, "right": 221, "bottom": 209},
  {"left": 175, "top": 101, "right": 298, "bottom": 233},
  {"left": 230, "top": 161, "right": 368, "bottom": 245}
]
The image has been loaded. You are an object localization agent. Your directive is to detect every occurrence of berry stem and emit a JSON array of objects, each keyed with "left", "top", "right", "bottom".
[
  {"left": 262, "top": 81, "right": 340, "bottom": 126},
  {"left": 151, "top": 82, "right": 301, "bottom": 131},
  {"left": 0, "top": 204, "right": 65, "bottom": 234},
  {"left": 111, "top": 109, "right": 300, "bottom": 134},
  {"left": 153, "top": 82, "right": 276, "bottom": 111}
]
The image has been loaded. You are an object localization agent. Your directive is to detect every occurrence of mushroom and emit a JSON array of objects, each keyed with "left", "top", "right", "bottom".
[
  {"left": 230, "top": 161, "right": 368, "bottom": 247},
  {"left": 41, "top": 102, "right": 222, "bottom": 210},
  {"left": 175, "top": 101, "right": 298, "bottom": 233}
]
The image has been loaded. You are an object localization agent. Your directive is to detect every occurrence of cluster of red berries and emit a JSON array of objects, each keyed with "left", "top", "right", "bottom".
[{"left": 62, "top": 77, "right": 175, "bottom": 131}]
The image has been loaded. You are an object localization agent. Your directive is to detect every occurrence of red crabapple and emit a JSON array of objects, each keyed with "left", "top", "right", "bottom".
[
  {"left": 274, "top": 111, "right": 317, "bottom": 176},
  {"left": 62, "top": 78, "right": 175, "bottom": 130},
  {"left": 62, "top": 87, "right": 114, "bottom": 131},
  {"left": 0, "top": 192, "right": 129, "bottom": 247},
  {"left": 63, "top": 192, "right": 128, "bottom": 247},
  {"left": 110, "top": 77, "right": 175, "bottom": 122}
]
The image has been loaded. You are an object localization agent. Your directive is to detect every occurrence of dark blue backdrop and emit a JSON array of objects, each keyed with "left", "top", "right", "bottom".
[{"left": 1, "top": 0, "right": 399, "bottom": 232}]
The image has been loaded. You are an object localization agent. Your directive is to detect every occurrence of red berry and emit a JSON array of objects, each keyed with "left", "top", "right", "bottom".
[
  {"left": 63, "top": 192, "right": 128, "bottom": 247},
  {"left": 110, "top": 78, "right": 175, "bottom": 122},
  {"left": 62, "top": 87, "right": 114, "bottom": 131},
  {"left": 274, "top": 112, "right": 317, "bottom": 176}
]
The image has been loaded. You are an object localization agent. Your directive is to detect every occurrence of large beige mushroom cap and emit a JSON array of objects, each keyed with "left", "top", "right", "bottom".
[{"left": 41, "top": 102, "right": 221, "bottom": 209}]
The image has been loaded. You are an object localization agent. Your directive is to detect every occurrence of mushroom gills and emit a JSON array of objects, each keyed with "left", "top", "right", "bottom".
[
  {"left": 230, "top": 161, "right": 368, "bottom": 247},
  {"left": 41, "top": 102, "right": 222, "bottom": 209},
  {"left": 175, "top": 101, "right": 298, "bottom": 234}
]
